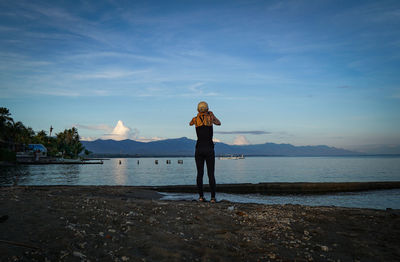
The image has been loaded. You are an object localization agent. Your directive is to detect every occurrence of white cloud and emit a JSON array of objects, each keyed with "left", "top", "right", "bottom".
[
  {"left": 102, "top": 120, "right": 138, "bottom": 141},
  {"left": 213, "top": 138, "right": 221, "bottom": 143},
  {"left": 112, "top": 120, "right": 130, "bottom": 136},
  {"left": 77, "top": 121, "right": 167, "bottom": 142},
  {"left": 80, "top": 136, "right": 97, "bottom": 141},
  {"left": 136, "top": 136, "right": 166, "bottom": 143},
  {"left": 233, "top": 135, "right": 250, "bottom": 145}
]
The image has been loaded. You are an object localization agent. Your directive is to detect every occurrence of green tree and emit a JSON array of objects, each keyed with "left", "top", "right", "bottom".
[
  {"left": 33, "top": 130, "right": 59, "bottom": 157},
  {"left": 56, "top": 127, "right": 84, "bottom": 158},
  {"left": 0, "top": 107, "right": 13, "bottom": 125},
  {"left": 0, "top": 107, "right": 14, "bottom": 142},
  {"left": 84, "top": 149, "right": 92, "bottom": 156},
  {"left": 8, "top": 121, "right": 34, "bottom": 151},
  {"left": 0, "top": 107, "right": 86, "bottom": 160},
  {"left": 34, "top": 130, "right": 48, "bottom": 143}
]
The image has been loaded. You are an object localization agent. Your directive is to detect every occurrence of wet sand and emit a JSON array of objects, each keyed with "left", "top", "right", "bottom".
[{"left": 1, "top": 186, "right": 399, "bottom": 261}]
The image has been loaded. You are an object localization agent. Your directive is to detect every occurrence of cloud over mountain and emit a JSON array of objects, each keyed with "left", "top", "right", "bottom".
[
  {"left": 77, "top": 120, "right": 164, "bottom": 142},
  {"left": 233, "top": 135, "right": 250, "bottom": 145},
  {"left": 102, "top": 120, "right": 137, "bottom": 141}
]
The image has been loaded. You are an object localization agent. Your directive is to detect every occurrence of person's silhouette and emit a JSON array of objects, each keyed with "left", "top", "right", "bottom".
[{"left": 189, "top": 101, "right": 221, "bottom": 202}]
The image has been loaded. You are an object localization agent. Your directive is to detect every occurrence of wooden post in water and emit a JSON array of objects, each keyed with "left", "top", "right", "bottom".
[{"left": 155, "top": 160, "right": 158, "bottom": 165}]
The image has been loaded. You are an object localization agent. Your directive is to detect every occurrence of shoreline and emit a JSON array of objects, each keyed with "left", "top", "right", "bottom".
[
  {"left": 1, "top": 186, "right": 399, "bottom": 261},
  {"left": 3, "top": 181, "right": 399, "bottom": 194},
  {"left": 79, "top": 154, "right": 400, "bottom": 158},
  {"left": 144, "top": 181, "right": 400, "bottom": 194}
]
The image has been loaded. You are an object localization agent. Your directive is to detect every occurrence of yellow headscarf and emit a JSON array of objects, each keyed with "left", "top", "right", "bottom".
[{"left": 190, "top": 112, "right": 213, "bottom": 127}]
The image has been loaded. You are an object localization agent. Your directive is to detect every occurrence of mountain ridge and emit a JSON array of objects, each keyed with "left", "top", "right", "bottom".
[{"left": 81, "top": 137, "right": 360, "bottom": 157}]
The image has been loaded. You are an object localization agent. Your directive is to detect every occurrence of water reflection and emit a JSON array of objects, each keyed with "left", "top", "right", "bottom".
[
  {"left": 57, "top": 165, "right": 80, "bottom": 184},
  {"left": 112, "top": 159, "right": 128, "bottom": 185},
  {"left": 0, "top": 164, "right": 81, "bottom": 185},
  {"left": 0, "top": 166, "right": 30, "bottom": 186},
  {"left": 1, "top": 157, "right": 400, "bottom": 187}
]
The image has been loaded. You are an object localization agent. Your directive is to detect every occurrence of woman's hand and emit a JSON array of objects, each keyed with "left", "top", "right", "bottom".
[{"left": 209, "top": 111, "right": 221, "bottom": 125}]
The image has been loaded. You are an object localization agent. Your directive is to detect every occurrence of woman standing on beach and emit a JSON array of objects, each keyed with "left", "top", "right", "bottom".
[{"left": 189, "top": 101, "right": 221, "bottom": 202}]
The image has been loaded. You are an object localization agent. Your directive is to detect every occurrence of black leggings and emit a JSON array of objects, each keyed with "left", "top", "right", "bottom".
[{"left": 195, "top": 147, "right": 216, "bottom": 198}]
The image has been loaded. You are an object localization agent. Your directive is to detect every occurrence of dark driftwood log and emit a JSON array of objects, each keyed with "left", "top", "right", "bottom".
[{"left": 0, "top": 239, "right": 40, "bottom": 250}]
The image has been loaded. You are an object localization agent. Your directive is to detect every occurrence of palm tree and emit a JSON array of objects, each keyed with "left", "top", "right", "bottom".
[
  {"left": 0, "top": 107, "right": 13, "bottom": 125},
  {"left": 35, "top": 130, "right": 48, "bottom": 143},
  {"left": 0, "top": 107, "right": 14, "bottom": 142},
  {"left": 0, "top": 107, "right": 86, "bottom": 159},
  {"left": 9, "top": 121, "right": 34, "bottom": 151},
  {"left": 56, "top": 127, "right": 85, "bottom": 158}
]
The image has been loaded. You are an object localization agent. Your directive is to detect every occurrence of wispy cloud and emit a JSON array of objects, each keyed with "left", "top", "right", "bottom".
[
  {"left": 1, "top": 0, "right": 399, "bottom": 149},
  {"left": 30, "top": 87, "right": 82, "bottom": 97},
  {"left": 132, "top": 82, "right": 221, "bottom": 98},
  {"left": 215, "top": 130, "right": 271, "bottom": 135},
  {"left": 180, "top": 82, "right": 220, "bottom": 97},
  {"left": 0, "top": 52, "right": 53, "bottom": 70},
  {"left": 75, "top": 124, "right": 112, "bottom": 132},
  {"left": 3, "top": 1, "right": 127, "bottom": 50},
  {"left": 0, "top": 25, "right": 18, "bottom": 32},
  {"left": 73, "top": 69, "right": 148, "bottom": 80},
  {"left": 392, "top": 92, "right": 400, "bottom": 99},
  {"left": 20, "top": 4, "right": 107, "bottom": 44},
  {"left": 67, "top": 51, "right": 166, "bottom": 63}
]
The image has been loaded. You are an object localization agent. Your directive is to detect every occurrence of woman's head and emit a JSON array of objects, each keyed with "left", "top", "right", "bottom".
[{"left": 197, "top": 101, "right": 209, "bottom": 113}]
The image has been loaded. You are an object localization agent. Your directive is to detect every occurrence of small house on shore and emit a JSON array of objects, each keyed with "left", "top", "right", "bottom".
[{"left": 16, "top": 144, "right": 47, "bottom": 162}]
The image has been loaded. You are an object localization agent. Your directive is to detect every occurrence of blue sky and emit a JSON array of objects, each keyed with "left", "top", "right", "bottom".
[{"left": 1, "top": 0, "right": 399, "bottom": 151}]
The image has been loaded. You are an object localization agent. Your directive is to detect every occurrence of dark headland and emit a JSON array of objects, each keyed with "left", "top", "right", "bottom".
[{"left": 1, "top": 185, "right": 399, "bottom": 261}]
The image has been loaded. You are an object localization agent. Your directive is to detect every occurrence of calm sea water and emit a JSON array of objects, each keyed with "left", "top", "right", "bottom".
[{"left": 1, "top": 156, "right": 399, "bottom": 209}]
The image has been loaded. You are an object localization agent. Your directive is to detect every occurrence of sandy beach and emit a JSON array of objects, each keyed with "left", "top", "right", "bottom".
[{"left": 1, "top": 186, "right": 399, "bottom": 261}]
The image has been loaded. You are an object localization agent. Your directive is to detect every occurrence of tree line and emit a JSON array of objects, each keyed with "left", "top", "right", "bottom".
[{"left": 0, "top": 107, "right": 87, "bottom": 161}]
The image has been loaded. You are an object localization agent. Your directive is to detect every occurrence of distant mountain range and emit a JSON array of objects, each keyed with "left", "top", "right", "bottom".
[
  {"left": 81, "top": 137, "right": 361, "bottom": 157},
  {"left": 349, "top": 144, "right": 400, "bottom": 155}
]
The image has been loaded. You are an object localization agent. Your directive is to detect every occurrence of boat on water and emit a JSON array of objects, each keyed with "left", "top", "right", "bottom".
[{"left": 218, "top": 154, "right": 245, "bottom": 160}]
